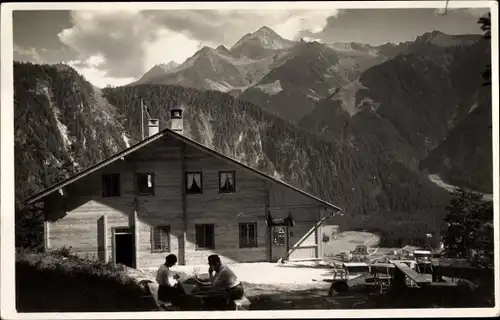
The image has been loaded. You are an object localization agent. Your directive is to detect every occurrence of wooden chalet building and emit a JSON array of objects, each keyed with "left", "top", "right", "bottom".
[{"left": 26, "top": 108, "right": 343, "bottom": 268}]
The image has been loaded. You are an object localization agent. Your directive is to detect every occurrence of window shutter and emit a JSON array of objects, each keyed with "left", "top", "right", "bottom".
[{"left": 196, "top": 225, "right": 203, "bottom": 247}]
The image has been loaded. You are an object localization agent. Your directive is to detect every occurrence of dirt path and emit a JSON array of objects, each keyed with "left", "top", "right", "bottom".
[
  {"left": 243, "top": 282, "right": 374, "bottom": 310},
  {"left": 428, "top": 174, "right": 493, "bottom": 201}
]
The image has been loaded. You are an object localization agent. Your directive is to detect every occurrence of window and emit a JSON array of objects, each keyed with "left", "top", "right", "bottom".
[
  {"left": 272, "top": 226, "right": 286, "bottom": 247},
  {"left": 102, "top": 174, "right": 120, "bottom": 197},
  {"left": 151, "top": 225, "right": 170, "bottom": 253},
  {"left": 185, "top": 172, "right": 203, "bottom": 194},
  {"left": 219, "top": 171, "right": 236, "bottom": 193},
  {"left": 137, "top": 173, "right": 155, "bottom": 196},
  {"left": 239, "top": 222, "right": 257, "bottom": 248},
  {"left": 195, "top": 224, "right": 215, "bottom": 249}
]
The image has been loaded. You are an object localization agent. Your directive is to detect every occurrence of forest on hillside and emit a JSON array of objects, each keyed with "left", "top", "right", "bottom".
[
  {"left": 14, "top": 62, "right": 128, "bottom": 208},
  {"left": 103, "top": 84, "right": 451, "bottom": 246},
  {"left": 299, "top": 37, "right": 492, "bottom": 195},
  {"left": 14, "top": 52, "right": 473, "bottom": 249}
]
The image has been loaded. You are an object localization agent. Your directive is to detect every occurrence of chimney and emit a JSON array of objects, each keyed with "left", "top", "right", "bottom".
[
  {"left": 147, "top": 119, "right": 160, "bottom": 137},
  {"left": 170, "top": 107, "right": 184, "bottom": 134}
]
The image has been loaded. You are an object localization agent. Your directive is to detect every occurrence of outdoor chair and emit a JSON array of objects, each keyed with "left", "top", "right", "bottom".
[{"left": 332, "top": 264, "right": 348, "bottom": 280}]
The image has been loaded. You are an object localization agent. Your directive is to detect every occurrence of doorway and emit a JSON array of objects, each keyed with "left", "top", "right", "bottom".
[
  {"left": 113, "top": 227, "right": 135, "bottom": 268},
  {"left": 271, "top": 225, "right": 289, "bottom": 262}
]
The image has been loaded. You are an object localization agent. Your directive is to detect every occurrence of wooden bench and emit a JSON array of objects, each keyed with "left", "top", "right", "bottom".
[
  {"left": 142, "top": 279, "right": 250, "bottom": 311},
  {"left": 231, "top": 296, "right": 251, "bottom": 310},
  {"left": 191, "top": 291, "right": 252, "bottom": 310},
  {"left": 143, "top": 282, "right": 176, "bottom": 310}
]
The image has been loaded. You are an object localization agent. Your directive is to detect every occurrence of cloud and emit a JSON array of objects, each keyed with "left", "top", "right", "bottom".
[
  {"left": 13, "top": 45, "right": 43, "bottom": 63},
  {"left": 56, "top": 9, "right": 338, "bottom": 83},
  {"left": 66, "top": 55, "right": 136, "bottom": 88},
  {"left": 145, "top": 9, "right": 338, "bottom": 44},
  {"left": 302, "top": 37, "right": 322, "bottom": 43},
  {"left": 462, "top": 8, "right": 490, "bottom": 17},
  {"left": 434, "top": 7, "right": 490, "bottom": 17},
  {"left": 271, "top": 11, "right": 336, "bottom": 40},
  {"left": 14, "top": 44, "right": 77, "bottom": 65},
  {"left": 144, "top": 29, "right": 203, "bottom": 68},
  {"left": 58, "top": 10, "right": 159, "bottom": 78}
]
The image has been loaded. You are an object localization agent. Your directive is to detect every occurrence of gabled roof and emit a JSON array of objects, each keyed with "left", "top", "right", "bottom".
[{"left": 25, "top": 128, "right": 342, "bottom": 212}]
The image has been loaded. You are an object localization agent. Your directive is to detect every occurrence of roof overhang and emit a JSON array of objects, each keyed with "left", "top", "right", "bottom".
[{"left": 25, "top": 128, "right": 343, "bottom": 212}]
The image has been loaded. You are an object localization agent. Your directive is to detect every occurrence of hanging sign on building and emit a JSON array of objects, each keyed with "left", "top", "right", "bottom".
[{"left": 265, "top": 211, "right": 295, "bottom": 226}]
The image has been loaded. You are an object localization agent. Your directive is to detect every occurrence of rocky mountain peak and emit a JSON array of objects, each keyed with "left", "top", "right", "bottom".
[
  {"left": 414, "top": 30, "right": 480, "bottom": 47},
  {"left": 230, "top": 25, "right": 294, "bottom": 54},
  {"left": 157, "top": 61, "right": 179, "bottom": 71}
]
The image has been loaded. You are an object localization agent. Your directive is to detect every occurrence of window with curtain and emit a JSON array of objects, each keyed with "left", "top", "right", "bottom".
[
  {"left": 219, "top": 171, "right": 236, "bottom": 193},
  {"left": 185, "top": 172, "right": 203, "bottom": 194},
  {"left": 239, "top": 222, "right": 257, "bottom": 248}
]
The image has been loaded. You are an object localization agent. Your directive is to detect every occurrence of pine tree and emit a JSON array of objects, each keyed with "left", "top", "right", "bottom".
[
  {"left": 442, "top": 187, "right": 493, "bottom": 265},
  {"left": 478, "top": 12, "right": 491, "bottom": 87}
]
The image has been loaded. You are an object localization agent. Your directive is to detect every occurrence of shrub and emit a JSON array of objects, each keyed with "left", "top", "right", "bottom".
[
  {"left": 51, "top": 246, "right": 73, "bottom": 258},
  {"left": 15, "top": 249, "right": 156, "bottom": 312}
]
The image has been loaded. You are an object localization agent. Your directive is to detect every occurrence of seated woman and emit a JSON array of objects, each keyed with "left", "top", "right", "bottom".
[
  {"left": 193, "top": 254, "right": 244, "bottom": 310},
  {"left": 155, "top": 254, "right": 185, "bottom": 308}
]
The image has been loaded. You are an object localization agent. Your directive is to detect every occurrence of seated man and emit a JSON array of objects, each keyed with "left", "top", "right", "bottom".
[
  {"left": 193, "top": 254, "right": 244, "bottom": 310},
  {"left": 156, "top": 254, "right": 185, "bottom": 308}
]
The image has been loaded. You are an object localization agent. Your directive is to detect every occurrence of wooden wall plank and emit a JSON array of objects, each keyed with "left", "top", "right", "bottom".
[{"left": 44, "top": 135, "right": 329, "bottom": 267}]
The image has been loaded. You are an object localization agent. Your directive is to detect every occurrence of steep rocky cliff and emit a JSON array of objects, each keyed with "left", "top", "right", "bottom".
[{"left": 14, "top": 62, "right": 128, "bottom": 207}]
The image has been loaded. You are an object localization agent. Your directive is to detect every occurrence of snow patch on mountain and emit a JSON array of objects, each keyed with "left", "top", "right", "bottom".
[
  {"left": 158, "top": 61, "right": 180, "bottom": 72},
  {"left": 307, "top": 89, "right": 322, "bottom": 101},
  {"left": 273, "top": 170, "right": 285, "bottom": 180},
  {"left": 54, "top": 111, "right": 71, "bottom": 149},
  {"left": 328, "top": 42, "right": 379, "bottom": 56},
  {"left": 204, "top": 79, "right": 234, "bottom": 92},
  {"left": 333, "top": 80, "right": 369, "bottom": 116},
  {"left": 122, "top": 133, "right": 131, "bottom": 148},
  {"left": 469, "top": 102, "right": 479, "bottom": 114},
  {"left": 196, "top": 109, "right": 215, "bottom": 149},
  {"left": 41, "top": 86, "right": 72, "bottom": 149},
  {"left": 254, "top": 80, "right": 283, "bottom": 95}
]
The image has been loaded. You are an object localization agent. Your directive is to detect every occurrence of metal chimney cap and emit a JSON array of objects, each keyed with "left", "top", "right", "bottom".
[
  {"left": 170, "top": 108, "right": 183, "bottom": 118},
  {"left": 148, "top": 118, "right": 159, "bottom": 125}
]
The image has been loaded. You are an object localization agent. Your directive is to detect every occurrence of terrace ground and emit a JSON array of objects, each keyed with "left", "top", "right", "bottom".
[
  {"left": 128, "top": 261, "right": 376, "bottom": 309},
  {"left": 323, "top": 230, "right": 380, "bottom": 255},
  {"left": 126, "top": 230, "right": 394, "bottom": 309}
]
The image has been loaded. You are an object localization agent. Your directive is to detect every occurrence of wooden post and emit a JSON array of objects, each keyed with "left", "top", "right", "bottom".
[
  {"left": 180, "top": 143, "right": 187, "bottom": 265},
  {"left": 131, "top": 157, "right": 139, "bottom": 268},
  {"left": 282, "top": 215, "right": 330, "bottom": 261},
  {"left": 103, "top": 214, "right": 109, "bottom": 263},
  {"left": 265, "top": 181, "right": 271, "bottom": 262},
  {"left": 97, "top": 214, "right": 108, "bottom": 263},
  {"left": 133, "top": 209, "right": 139, "bottom": 268},
  {"left": 43, "top": 220, "right": 50, "bottom": 251},
  {"left": 141, "top": 98, "right": 144, "bottom": 140},
  {"left": 316, "top": 207, "right": 322, "bottom": 260}
]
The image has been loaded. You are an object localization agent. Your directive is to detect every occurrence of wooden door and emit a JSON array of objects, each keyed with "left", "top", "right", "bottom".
[{"left": 271, "top": 225, "right": 288, "bottom": 262}]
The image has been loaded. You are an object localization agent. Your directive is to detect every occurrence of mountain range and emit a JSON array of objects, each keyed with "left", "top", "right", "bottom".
[
  {"left": 14, "top": 26, "right": 492, "bottom": 247},
  {"left": 130, "top": 26, "right": 491, "bottom": 194}
]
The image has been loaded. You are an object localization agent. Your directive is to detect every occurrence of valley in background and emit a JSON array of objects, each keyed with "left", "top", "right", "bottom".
[{"left": 14, "top": 24, "right": 492, "bottom": 249}]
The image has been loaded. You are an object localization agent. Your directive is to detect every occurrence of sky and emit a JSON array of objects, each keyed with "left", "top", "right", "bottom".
[{"left": 13, "top": 7, "right": 489, "bottom": 88}]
